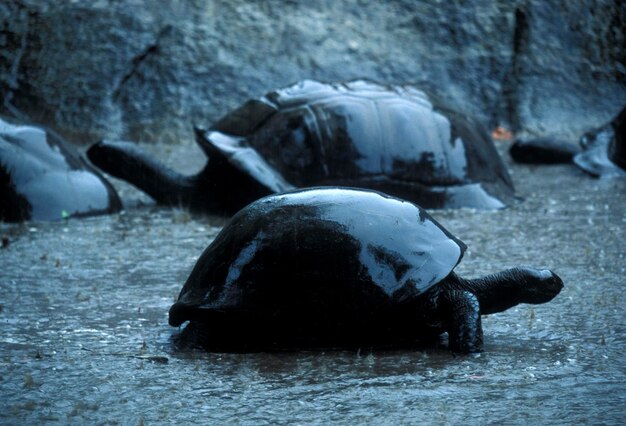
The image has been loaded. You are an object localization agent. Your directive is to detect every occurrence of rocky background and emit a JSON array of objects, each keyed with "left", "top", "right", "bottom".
[{"left": 1, "top": 0, "right": 624, "bottom": 145}]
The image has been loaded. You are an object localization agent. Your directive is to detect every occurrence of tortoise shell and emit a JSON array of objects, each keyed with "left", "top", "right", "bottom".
[
  {"left": 197, "top": 80, "right": 514, "bottom": 209},
  {"left": 0, "top": 117, "right": 121, "bottom": 221},
  {"left": 169, "top": 187, "right": 466, "bottom": 329}
]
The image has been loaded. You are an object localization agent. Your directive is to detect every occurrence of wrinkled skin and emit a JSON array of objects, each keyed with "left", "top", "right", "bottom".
[
  {"left": 88, "top": 80, "right": 515, "bottom": 215},
  {"left": 169, "top": 188, "right": 563, "bottom": 354},
  {"left": 0, "top": 117, "right": 121, "bottom": 222},
  {"left": 509, "top": 106, "right": 626, "bottom": 177}
]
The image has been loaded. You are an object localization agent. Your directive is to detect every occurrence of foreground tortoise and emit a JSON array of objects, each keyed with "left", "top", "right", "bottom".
[
  {"left": 88, "top": 80, "right": 514, "bottom": 214},
  {"left": 0, "top": 117, "right": 121, "bottom": 222},
  {"left": 169, "top": 187, "right": 563, "bottom": 353},
  {"left": 510, "top": 106, "right": 625, "bottom": 177}
]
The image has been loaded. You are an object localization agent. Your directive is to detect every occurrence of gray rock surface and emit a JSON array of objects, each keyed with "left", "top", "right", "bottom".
[{"left": 1, "top": 0, "right": 624, "bottom": 145}]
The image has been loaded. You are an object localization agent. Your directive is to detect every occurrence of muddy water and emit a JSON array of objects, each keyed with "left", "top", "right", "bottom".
[{"left": 1, "top": 141, "right": 624, "bottom": 424}]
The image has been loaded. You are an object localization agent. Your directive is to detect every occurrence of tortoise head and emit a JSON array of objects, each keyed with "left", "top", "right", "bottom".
[{"left": 514, "top": 267, "right": 564, "bottom": 304}]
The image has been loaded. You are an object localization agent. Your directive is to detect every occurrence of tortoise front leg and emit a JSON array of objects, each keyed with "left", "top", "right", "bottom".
[{"left": 441, "top": 290, "right": 483, "bottom": 354}]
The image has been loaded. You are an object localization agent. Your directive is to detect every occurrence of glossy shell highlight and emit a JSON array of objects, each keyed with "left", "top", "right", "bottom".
[
  {"left": 169, "top": 187, "right": 466, "bottom": 327},
  {"left": 197, "top": 80, "right": 514, "bottom": 209}
]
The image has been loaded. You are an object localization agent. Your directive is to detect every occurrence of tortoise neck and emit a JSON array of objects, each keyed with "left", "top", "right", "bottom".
[
  {"left": 449, "top": 267, "right": 562, "bottom": 315},
  {"left": 88, "top": 140, "right": 196, "bottom": 206},
  {"left": 129, "top": 163, "right": 197, "bottom": 206},
  {"left": 446, "top": 269, "right": 527, "bottom": 315}
]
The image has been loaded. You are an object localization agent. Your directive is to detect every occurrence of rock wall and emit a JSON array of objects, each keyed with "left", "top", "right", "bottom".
[{"left": 1, "top": 0, "right": 624, "bottom": 144}]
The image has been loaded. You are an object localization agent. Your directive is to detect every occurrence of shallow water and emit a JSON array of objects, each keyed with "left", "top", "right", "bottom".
[{"left": 1, "top": 141, "right": 624, "bottom": 424}]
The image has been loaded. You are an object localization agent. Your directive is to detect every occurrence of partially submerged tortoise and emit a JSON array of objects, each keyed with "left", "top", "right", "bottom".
[
  {"left": 169, "top": 187, "right": 563, "bottom": 353},
  {"left": 88, "top": 80, "right": 514, "bottom": 214},
  {"left": 0, "top": 117, "right": 121, "bottom": 222},
  {"left": 510, "top": 106, "right": 626, "bottom": 177}
]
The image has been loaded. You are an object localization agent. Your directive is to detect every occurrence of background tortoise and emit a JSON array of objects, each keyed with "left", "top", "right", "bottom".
[
  {"left": 510, "top": 106, "right": 625, "bottom": 177},
  {"left": 88, "top": 80, "right": 515, "bottom": 214},
  {"left": 0, "top": 117, "right": 121, "bottom": 222}
]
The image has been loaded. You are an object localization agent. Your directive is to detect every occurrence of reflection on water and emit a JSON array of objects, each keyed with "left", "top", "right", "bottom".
[{"left": 0, "top": 141, "right": 624, "bottom": 423}]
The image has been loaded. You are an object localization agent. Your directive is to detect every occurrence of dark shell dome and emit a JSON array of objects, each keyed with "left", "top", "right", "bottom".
[
  {"left": 0, "top": 117, "right": 121, "bottom": 222},
  {"left": 198, "top": 79, "right": 515, "bottom": 210},
  {"left": 169, "top": 187, "right": 466, "bottom": 328}
]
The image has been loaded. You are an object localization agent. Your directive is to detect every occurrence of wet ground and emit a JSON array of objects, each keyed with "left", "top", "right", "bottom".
[{"left": 1, "top": 140, "right": 624, "bottom": 424}]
